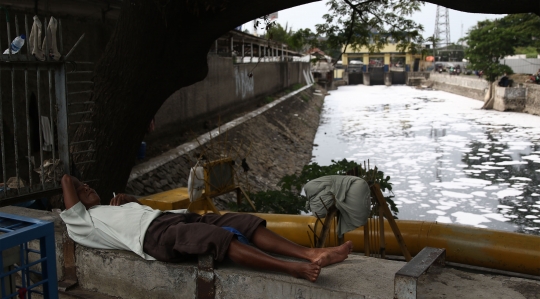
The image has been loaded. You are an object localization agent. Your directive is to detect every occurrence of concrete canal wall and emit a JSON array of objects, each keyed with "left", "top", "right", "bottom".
[
  {"left": 153, "top": 56, "right": 310, "bottom": 136},
  {"left": 429, "top": 73, "right": 540, "bottom": 115},
  {"left": 429, "top": 73, "right": 489, "bottom": 101}
]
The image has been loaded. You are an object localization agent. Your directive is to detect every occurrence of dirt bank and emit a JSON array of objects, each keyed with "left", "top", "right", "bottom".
[{"left": 126, "top": 86, "right": 324, "bottom": 209}]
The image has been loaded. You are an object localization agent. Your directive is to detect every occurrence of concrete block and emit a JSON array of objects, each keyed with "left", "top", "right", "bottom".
[
  {"left": 493, "top": 86, "right": 527, "bottom": 112},
  {"left": 76, "top": 247, "right": 198, "bottom": 299},
  {"left": 363, "top": 73, "right": 371, "bottom": 86},
  {"left": 215, "top": 255, "right": 402, "bottom": 299}
]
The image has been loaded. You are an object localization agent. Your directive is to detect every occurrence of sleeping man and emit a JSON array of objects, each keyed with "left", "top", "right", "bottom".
[{"left": 59, "top": 174, "right": 353, "bottom": 282}]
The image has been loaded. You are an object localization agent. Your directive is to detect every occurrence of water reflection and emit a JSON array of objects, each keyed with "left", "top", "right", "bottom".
[{"left": 312, "top": 85, "right": 540, "bottom": 235}]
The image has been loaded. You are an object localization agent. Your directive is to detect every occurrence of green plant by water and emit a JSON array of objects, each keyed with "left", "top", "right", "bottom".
[{"left": 231, "top": 159, "right": 398, "bottom": 216}]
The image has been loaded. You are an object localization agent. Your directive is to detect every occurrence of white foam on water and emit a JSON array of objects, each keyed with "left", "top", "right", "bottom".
[
  {"left": 496, "top": 188, "right": 523, "bottom": 198},
  {"left": 436, "top": 205, "right": 453, "bottom": 210},
  {"left": 451, "top": 212, "right": 492, "bottom": 226},
  {"left": 525, "top": 215, "right": 539, "bottom": 219},
  {"left": 522, "top": 155, "right": 540, "bottom": 162},
  {"left": 400, "top": 198, "right": 417, "bottom": 204},
  {"left": 427, "top": 210, "right": 446, "bottom": 216},
  {"left": 312, "top": 86, "right": 540, "bottom": 232},
  {"left": 440, "top": 190, "right": 474, "bottom": 199},
  {"left": 497, "top": 205, "right": 513, "bottom": 209},
  {"left": 472, "top": 191, "right": 487, "bottom": 197},
  {"left": 496, "top": 161, "right": 528, "bottom": 166},
  {"left": 472, "top": 165, "right": 505, "bottom": 170},
  {"left": 484, "top": 213, "right": 509, "bottom": 222},
  {"left": 510, "top": 177, "right": 532, "bottom": 181}
]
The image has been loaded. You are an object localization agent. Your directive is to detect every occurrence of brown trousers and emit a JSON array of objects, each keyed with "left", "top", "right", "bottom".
[{"left": 143, "top": 212, "right": 265, "bottom": 262}]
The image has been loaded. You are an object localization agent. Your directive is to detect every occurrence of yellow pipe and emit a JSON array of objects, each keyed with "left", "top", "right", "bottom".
[{"left": 250, "top": 213, "right": 540, "bottom": 276}]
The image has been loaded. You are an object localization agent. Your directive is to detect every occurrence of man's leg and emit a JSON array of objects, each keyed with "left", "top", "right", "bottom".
[
  {"left": 227, "top": 239, "right": 321, "bottom": 282},
  {"left": 197, "top": 213, "right": 353, "bottom": 267},
  {"left": 250, "top": 225, "right": 353, "bottom": 267}
]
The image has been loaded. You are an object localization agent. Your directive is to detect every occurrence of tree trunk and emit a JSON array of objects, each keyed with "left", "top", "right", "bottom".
[
  {"left": 72, "top": 0, "right": 318, "bottom": 202},
  {"left": 481, "top": 82, "right": 496, "bottom": 110}
]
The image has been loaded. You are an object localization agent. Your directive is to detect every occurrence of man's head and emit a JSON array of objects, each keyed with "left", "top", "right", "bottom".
[{"left": 76, "top": 183, "right": 101, "bottom": 209}]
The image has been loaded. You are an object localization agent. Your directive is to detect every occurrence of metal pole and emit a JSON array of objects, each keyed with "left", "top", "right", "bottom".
[
  {"left": 37, "top": 69, "right": 44, "bottom": 189},
  {"left": 11, "top": 66, "right": 20, "bottom": 191},
  {"left": 6, "top": 14, "right": 12, "bottom": 59},
  {"left": 55, "top": 65, "right": 70, "bottom": 176},
  {"left": 64, "top": 33, "right": 85, "bottom": 60},
  {"left": 25, "top": 66, "right": 32, "bottom": 188},
  {"left": 59, "top": 18, "right": 64, "bottom": 53},
  {"left": 250, "top": 43, "right": 253, "bottom": 63},
  {"left": 241, "top": 39, "right": 244, "bottom": 63},
  {"left": 44, "top": 17, "right": 49, "bottom": 61},
  {"left": 48, "top": 68, "right": 56, "bottom": 187},
  {"left": 0, "top": 62, "right": 6, "bottom": 195},
  {"left": 14, "top": 15, "right": 19, "bottom": 51},
  {"left": 24, "top": 15, "right": 29, "bottom": 61}
]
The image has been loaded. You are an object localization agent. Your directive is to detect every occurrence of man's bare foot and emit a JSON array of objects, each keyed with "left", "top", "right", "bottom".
[
  {"left": 310, "top": 241, "right": 353, "bottom": 267},
  {"left": 289, "top": 260, "right": 321, "bottom": 282}
]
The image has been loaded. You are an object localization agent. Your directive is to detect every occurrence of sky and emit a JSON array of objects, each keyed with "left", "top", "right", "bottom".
[{"left": 243, "top": 2, "right": 505, "bottom": 44}]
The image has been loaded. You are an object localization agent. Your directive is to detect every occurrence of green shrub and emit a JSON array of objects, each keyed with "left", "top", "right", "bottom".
[{"left": 230, "top": 159, "right": 398, "bottom": 217}]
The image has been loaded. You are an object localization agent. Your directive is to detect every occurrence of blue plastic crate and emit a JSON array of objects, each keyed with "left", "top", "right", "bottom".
[{"left": 0, "top": 212, "right": 58, "bottom": 299}]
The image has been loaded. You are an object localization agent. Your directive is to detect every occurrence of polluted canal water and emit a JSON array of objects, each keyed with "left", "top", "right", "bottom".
[{"left": 312, "top": 85, "right": 540, "bottom": 235}]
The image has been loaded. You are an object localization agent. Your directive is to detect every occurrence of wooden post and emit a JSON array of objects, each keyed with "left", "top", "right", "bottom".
[{"left": 371, "top": 184, "right": 412, "bottom": 261}]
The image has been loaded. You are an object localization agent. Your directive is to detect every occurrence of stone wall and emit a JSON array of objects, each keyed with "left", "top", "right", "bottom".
[{"left": 126, "top": 86, "right": 323, "bottom": 209}]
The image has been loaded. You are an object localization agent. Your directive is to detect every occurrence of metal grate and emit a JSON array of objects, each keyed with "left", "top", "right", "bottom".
[{"left": 0, "top": 11, "right": 95, "bottom": 207}]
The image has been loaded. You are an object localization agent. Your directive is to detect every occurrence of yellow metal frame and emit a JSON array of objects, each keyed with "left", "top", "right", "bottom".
[{"left": 187, "top": 158, "right": 256, "bottom": 215}]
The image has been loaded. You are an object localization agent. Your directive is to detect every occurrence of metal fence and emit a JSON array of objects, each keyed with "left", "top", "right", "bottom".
[
  {"left": 501, "top": 58, "right": 540, "bottom": 75},
  {"left": 0, "top": 12, "right": 94, "bottom": 207}
]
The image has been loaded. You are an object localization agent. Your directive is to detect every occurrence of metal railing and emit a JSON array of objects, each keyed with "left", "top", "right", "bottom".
[{"left": 0, "top": 11, "right": 95, "bottom": 207}]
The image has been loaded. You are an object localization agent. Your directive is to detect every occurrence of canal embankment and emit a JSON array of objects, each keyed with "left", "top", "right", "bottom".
[
  {"left": 126, "top": 84, "right": 324, "bottom": 209},
  {"left": 428, "top": 73, "right": 540, "bottom": 115}
]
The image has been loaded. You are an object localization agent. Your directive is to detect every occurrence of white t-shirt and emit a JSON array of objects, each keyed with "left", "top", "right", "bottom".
[{"left": 60, "top": 202, "right": 186, "bottom": 260}]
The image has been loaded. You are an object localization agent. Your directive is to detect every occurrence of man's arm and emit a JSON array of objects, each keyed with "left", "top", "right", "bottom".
[{"left": 61, "top": 174, "right": 83, "bottom": 210}]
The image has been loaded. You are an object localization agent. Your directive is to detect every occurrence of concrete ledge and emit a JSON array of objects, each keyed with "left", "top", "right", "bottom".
[
  {"left": 2, "top": 206, "right": 540, "bottom": 298},
  {"left": 429, "top": 73, "right": 487, "bottom": 101},
  {"left": 76, "top": 247, "right": 402, "bottom": 299},
  {"left": 76, "top": 248, "right": 198, "bottom": 298},
  {"left": 494, "top": 86, "right": 527, "bottom": 112}
]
